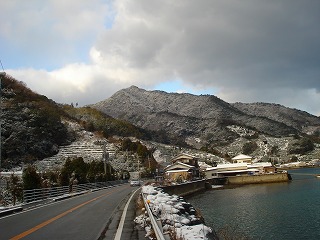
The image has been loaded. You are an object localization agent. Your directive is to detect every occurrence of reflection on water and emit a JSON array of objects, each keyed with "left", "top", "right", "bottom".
[{"left": 187, "top": 168, "right": 320, "bottom": 240}]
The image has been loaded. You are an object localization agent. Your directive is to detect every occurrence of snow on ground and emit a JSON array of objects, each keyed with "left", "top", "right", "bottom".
[{"left": 138, "top": 185, "right": 216, "bottom": 240}]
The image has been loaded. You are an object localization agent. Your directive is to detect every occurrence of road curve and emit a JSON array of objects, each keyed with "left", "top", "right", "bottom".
[{"left": 0, "top": 184, "right": 134, "bottom": 240}]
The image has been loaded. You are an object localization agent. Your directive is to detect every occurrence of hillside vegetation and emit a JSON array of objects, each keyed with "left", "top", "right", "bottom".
[
  {"left": 2, "top": 75, "right": 72, "bottom": 168},
  {"left": 1, "top": 76, "right": 163, "bottom": 169},
  {"left": 2, "top": 77, "right": 320, "bottom": 170}
]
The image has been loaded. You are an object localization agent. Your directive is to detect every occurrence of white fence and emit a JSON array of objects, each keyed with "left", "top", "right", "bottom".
[{"left": 23, "top": 180, "right": 127, "bottom": 203}]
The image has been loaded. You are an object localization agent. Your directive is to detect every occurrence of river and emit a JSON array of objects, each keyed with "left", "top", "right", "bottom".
[{"left": 187, "top": 168, "right": 320, "bottom": 240}]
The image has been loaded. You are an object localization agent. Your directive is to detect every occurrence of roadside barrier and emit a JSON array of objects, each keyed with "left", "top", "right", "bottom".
[
  {"left": 0, "top": 206, "right": 23, "bottom": 217},
  {"left": 23, "top": 180, "right": 127, "bottom": 204},
  {"left": 142, "top": 193, "right": 168, "bottom": 240}
]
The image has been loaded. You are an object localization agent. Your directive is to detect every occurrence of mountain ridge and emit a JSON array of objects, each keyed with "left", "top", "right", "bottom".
[
  {"left": 232, "top": 102, "right": 320, "bottom": 133},
  {"left": 3, "top": 75, "right": 320, "bottom": 169},
  {"left": 91, "top": 86, "right": 320, "bottom": 148}
]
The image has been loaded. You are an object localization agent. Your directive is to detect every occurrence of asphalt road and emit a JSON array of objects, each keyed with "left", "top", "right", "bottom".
[{"left": 0, "top": 184, "right": 138, "bottom": 240}]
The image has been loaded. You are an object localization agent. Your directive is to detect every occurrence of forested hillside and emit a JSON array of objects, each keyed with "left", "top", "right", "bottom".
[
  {"left": 2, "top": 77, "right": 320, "bottom": 170},
  {"left": 1, "top": 76, "right": 164, "bottom": 169},
  {"left": 1, "top": 75, "right": 72, "bottom": 168}
]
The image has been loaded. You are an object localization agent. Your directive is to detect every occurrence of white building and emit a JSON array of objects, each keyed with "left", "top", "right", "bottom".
[{"left": 204, "top": 161, "right": 276, "bottom": 179}]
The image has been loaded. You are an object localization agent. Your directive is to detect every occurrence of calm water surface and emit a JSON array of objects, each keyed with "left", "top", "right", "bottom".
[{"left": 187, "top": 168, "right": 320, "bottom": 240}]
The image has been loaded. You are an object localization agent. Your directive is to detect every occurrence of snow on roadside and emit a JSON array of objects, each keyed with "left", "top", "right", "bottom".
[{"left": 138, "top": 185, "right": 216, "bottom": 240}]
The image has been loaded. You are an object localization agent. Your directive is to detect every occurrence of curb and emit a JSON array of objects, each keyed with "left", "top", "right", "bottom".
[{"left": 0, "top": 206, "right": 23, "bottom": 217}]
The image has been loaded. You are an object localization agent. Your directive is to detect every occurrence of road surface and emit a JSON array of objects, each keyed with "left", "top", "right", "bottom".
[{"left": 0, "top": 184, "right": 140, "bottom": 240}]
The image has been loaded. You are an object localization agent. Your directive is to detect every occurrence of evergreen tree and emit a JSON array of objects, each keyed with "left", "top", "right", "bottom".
[{"left": 22, "top": 165, "right": 41, "bottom": 190}]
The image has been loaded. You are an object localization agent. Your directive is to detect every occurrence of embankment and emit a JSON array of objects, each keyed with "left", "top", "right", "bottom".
[
  {"left": 226, "top": 172, "right": 290, "bottom": 185},
  {"left": 159, "top": 173, "right": 290, "bottom": 196}
]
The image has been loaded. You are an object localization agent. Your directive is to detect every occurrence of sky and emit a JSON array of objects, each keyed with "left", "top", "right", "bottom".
[{"left": 1, "top": 0, "right": 320, "bottom": 116}]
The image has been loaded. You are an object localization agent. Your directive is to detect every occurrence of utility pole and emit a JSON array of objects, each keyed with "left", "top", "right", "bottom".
[
  {"left": 102, "top": 142, "right": 109, "bottom": 176},
  {"left": 0, "top": 60, "right": 6, "bottom": 172}
]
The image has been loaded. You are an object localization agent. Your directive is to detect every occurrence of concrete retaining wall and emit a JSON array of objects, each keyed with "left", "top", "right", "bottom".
[
  {"left": 159, "top": 173, "right": 290, "bottom": 196},
  {"left": 227, "top": 173, "right": 290, "bottom": 185},
  {"left": 160, "top": 179, "right": 207, "bottom": 197}
]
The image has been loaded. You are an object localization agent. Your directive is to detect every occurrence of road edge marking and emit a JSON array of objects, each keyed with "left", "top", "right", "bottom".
[{"left": 114, "top": 187, "right": 141, "bottom": 240}]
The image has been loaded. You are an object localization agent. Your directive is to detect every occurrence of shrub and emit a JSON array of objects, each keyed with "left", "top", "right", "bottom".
[
  {"left": 23, "top": 165, "right": 41, "bottom": 190},
  {"left": 288, "top": 137, "right": 314, "bottom": 154}
]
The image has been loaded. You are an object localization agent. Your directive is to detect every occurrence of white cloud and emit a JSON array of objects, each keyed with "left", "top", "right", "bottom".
[
  {"left": 1, "top": 0, "right": 109, "bottom": 41},
  {"left": 2, "top": 0, "right": 320, "bottom": 115},
  {"left": 0, "top": 0, "right": 109, "bottom": 68}
]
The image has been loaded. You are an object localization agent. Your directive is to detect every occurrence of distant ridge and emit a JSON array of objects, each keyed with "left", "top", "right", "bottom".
[
  {"left": 90, "top": 86, "right": 320, "bottom": 148},
  {"left": 232, "top": 102, "right": 320, "bottom": 134}
]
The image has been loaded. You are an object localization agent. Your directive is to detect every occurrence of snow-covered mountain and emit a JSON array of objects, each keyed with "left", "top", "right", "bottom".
[{"left": 91, "top": 86, "right": 320, "bottom": 149}]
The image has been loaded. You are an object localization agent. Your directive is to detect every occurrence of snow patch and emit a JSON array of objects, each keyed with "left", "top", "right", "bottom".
[{"left": 140, "top": 185, "right": 215, "bottom": 240}]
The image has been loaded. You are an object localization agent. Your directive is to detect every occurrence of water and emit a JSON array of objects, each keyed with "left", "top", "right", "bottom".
[{"left": 187, "top": 168, "right": 320, "bottom": 240}]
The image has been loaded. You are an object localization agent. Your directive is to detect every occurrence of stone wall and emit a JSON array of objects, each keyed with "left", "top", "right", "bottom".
[{"left": 227, "top": 173, "right": 290, "bottom": 185}]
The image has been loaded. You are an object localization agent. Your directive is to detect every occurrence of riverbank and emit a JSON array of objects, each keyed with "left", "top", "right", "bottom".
[
  {"left": 158, "top": 172, "right": 290, "bottom": 197},
  {"left": 136, "top": 185, "right": 217, "bottom": 240},
  {"left": 139, "top": 172, "right": 291, "bottom": 239}
]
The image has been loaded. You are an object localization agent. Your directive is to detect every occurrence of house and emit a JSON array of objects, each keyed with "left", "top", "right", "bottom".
[
  {"left": 232, "top": 154, "right": 253, "bottom": 164},
  {"left": 171, "top": 153, "right": 199, "bottom": 167},
  {"left": 164, "top": 153, "right": 200, "bottom": 182},
  {"left": 164, "top": 162, "right": 197, "bottom": 182},
  {"left": 204, "top": 161, "right": 278, "bottom": 179}
]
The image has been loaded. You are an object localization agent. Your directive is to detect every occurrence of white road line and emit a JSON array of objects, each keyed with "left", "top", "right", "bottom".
[{"left": 114, "top": 187, "right": 141, "bottom": 240}]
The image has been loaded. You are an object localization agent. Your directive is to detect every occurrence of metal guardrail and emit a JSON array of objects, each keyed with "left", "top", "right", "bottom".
[
  {"left": 0, "top": 206, "right": 23, "bottom": 217},
  {"left": 142, "top": 193, "right": 168, "bottom": 240},
  {"left": 23, "top": 180, "right": 127, "bottom": 203}
]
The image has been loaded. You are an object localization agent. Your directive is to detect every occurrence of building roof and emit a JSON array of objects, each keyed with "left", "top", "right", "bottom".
[
  {"left": 171, "top": 153, "right": 196, "bottom": 162},
  {"left": 166, "top": 169, "right": 191, "bottom": 173},
  {"left": 232, "top": 154, "right": 253, "bottom": 160},
  {"left": 249, "top": 162, "right": 273, "bottom": 168},
  {"left": 217, "top": 169, "right": 259, "bottom": 174},
  {"left": 206, "top": 163, "right": 248, "bottom": 171},
  {"left": 164, "top": 161, "right": 195, "bottom": 171}
]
